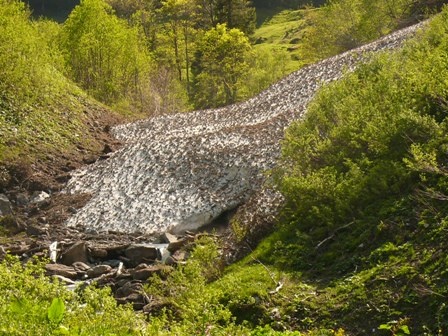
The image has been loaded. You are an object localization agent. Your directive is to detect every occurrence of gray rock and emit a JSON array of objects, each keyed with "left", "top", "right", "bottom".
[
  {"left": 124, "top": 244, "right": 159, "bottom": 264},
  {"left": 134, "top": 263, "right": 149, "bottom": 270},
  {"left": 15, "top": 193, "right": 29, "bottom": 206},
  {"left": 87, "top": 264, "right": 113, "bottom": 278},
  {"left": 61, "top": 241, "right": 88, "bottom": 265},
  {"left": 45, "top": 264, "right": 78, "bottom": 279},
  {"left": 172, "top": 250, "right": 187, "bottom": 262},
  {"left": 116, "top": 281, "right": 143, "bottom": 297},
  {"left": 102, "top": 259, "right": 122, "bottom": 268},
  {"left": 72, "top": 261, "right": 91, "bottom": 272},
  {"left": 0, "top": 194, "right": 12, "bottom": 216},
  {"left": 164, "top": 256, "right": 176, "bottom": 265},
  {"left": 30, "top": 191, "right": 50, "bottom": 204},
  {"left": 167, "top": 237, "right": 188, "bottom": 253},
  {"left": 161, "top": 232, "right": 178, "bottom": 244},
  {"left": 26, "top": 224, "right": 46, "bottom": 236},
  {"left": 124, "top": 293, "right": 142, "bottom": 303},
  {"left": 90, "top": 248, "right": 108, "bottom": 259},
  {"left": 131, "top": 264, "right": 162, "bottom": 281}
]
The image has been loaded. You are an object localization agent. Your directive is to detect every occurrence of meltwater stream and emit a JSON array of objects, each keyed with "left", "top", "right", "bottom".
[{"left": 64, "top": 22, "right": 425, "bottom": 235}]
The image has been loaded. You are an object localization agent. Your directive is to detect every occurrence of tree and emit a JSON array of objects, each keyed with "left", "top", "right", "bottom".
[
  {"left": 157, "top": 0, "right": 197, "bottom": 89},
  {"left": 216, "top": 0, "right": 256, "bottom": 35},
  {"left": 59, "top": 0, "right": 152, "bottom": 110},
  {"left": 300, "top": 0, "right": 418, "bottom": 62},
  {"left": 191, "top": 23, "right": 252, "bottom": 108},
  {"left": 0, "top": 0, "right": 51, "bottom": 121},
  {"left": 193, "top": 0, "right": 255, "bottom": 34}
]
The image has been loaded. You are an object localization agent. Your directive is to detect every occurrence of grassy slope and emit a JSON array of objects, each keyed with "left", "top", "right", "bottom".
[
  {"left": 253, "top": 8, "right": 308, "bottom": 74},
  {"left": 2, "top": 2, "right": 447, "bottom": 335},
  {"left": 0, "top": 1, "right": 127, "bottom": 191}
]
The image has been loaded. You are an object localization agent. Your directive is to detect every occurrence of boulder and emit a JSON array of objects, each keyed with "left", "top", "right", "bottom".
[
  {"left": 167, "top": 237, "right": 188, "bottom": 253},
  {"left": 87, "top": 264, "right": 112, "bottom": 278},
  {"left": 161, "top": 232, "right": 178, "bottom": 244},
  {"left": 26, "top": 224, "right": 47, "bottom": 236},
  {"left": 0, "top": 194, "right": 12, "bottom": 216},
  {"left": 90, "top": 247, "right": 108, "bottom": 259},
  {"left": 124, "top": 244, "right": 159, "bottom": 265},
  {"left": 72, "top": 261, "right": 91, "bottom": 272},
  {"left": 61, "top": 241, "right": 88, "bottom": 265},
  {"left": 45, "top": 264, "right": 78, "bottom": 279},
  {"left": 143, "top": 300, "right": 170, "bottom": 314},
  {"left": 116, "top": 281, "right": 143, "bottom": 298},
  {"left": 172, "top": 250, "right": 187, "bottom": 262},
  {"left": 161, "top": 232, "right": 188, "bottom": 253},
  {"left": 15, "top": 193, "right": 29, "bottom": 206},
  {"left": 30, "top": 191, "right": 50, "bottom": 204},
  {"left": 102, "top": 259, "right": 122, "bottom": 268},
  {"left": 131, "top": 264, "right": 164, "bottom": 281},
  {"left": 124, "top": 293, "right": 142, "bottom": 303}
]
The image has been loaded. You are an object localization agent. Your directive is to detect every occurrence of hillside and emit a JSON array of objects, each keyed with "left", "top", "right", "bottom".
[
  {"left": 62, "top": 23, "right": 422, "bottom": 236},
  {"left": 1, "top": 0, "right": 448, "bottom": 335}
]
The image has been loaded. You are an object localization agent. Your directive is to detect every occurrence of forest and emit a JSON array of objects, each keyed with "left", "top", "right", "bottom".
[{"left": 1, "top": 0, "right": 448, "bottom": 334}]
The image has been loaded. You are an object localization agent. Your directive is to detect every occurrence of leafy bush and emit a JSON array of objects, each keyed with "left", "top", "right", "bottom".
[{"left": 0, "top": 255, "right": 147, "bottom": 335}]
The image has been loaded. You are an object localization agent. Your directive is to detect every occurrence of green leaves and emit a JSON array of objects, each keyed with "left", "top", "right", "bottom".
[
  {"left": 274, "top": 6, "right": 448, "bottom": 277},
  {"left": 379, "top": 320, "right": 411, "bottom": 335},
  {"left": 300, "top": 0, "right": 433, "bottom": 62},
  {"left": 191, "top": 23, "right": 252, "bottom": 108},
  {"left": 47, "top": 298, "right": 65, "bottom": 324},
  {"left": 60, "top": 0, "right": 152, "bottom": 111}
]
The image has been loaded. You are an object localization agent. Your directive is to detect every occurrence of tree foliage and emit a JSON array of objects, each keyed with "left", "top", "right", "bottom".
[
  {"left": 191, "top": 23, "right": 253, "bottom": 108},
  {"left": 0, "top": 0, "right": 49, "bottom": 114},
  {"left": 59, "top": 0, "right": 152, "bottom": 111},
  {"left": 300, "top": 0, "right": 445, "bottom": 62}
]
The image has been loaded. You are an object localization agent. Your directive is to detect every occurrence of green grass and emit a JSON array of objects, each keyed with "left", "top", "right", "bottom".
[{"left": 253, "top": 9, "right": 307, "bottom": 74}]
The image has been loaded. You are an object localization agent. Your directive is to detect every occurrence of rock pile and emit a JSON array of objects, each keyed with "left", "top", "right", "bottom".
[
  {"left": 64, "top": 23, "right": 425, "bottom": 235},
  {"left": 4, "top": 231, "right": 197, "bottom": 310}
]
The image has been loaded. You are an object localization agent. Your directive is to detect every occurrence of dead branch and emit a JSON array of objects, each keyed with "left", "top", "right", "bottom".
[{"left": 315, "top": 221, "right": 354, "bottom": 250}]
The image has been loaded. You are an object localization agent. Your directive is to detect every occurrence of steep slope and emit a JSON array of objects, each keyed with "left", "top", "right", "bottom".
[{"left": 64, "top": 22, "right": 425, "bottom": 235}]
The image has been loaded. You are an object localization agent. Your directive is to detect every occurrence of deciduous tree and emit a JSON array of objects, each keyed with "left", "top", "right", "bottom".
[
  {"left": 191, "top": 23, "right": 252, "bottom": 108},
  {"left": 60, "top": 0, "right": 151, "bottom": 111}
]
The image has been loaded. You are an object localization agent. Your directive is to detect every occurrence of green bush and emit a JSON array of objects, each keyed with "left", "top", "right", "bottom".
[
  {"left": 0, "top": 255, "right": 147, "bottom": 335},
  {"left": 259, "top": 8, "right": 448, "bottom": 333},
  {"left": 274, "top": 8, "right": 448, "bottom": 267}
]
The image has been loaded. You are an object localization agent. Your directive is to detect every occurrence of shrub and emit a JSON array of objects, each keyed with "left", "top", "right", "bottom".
[{"left": 0, "top": 255, "right": 148, "bottom": 335}]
